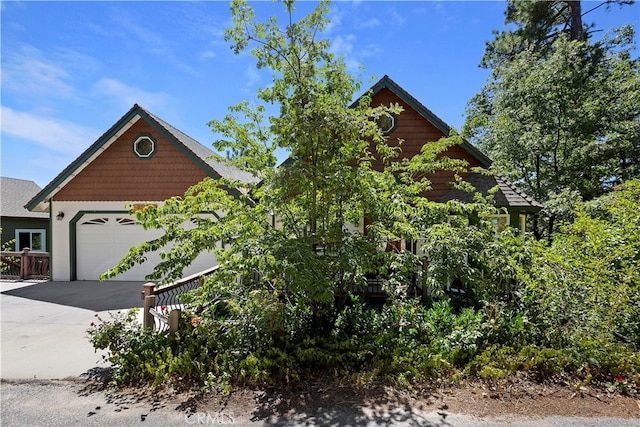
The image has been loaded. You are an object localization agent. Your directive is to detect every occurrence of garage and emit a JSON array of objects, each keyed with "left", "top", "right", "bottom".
[
  {"left": 24, "top": 105, "right": 256, "bottom": 281},
  {"left": 75, "top": 214, "right": 216, "bottom": 281}
]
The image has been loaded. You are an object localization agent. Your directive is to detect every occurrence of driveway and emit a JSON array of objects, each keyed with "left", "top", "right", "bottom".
[{"left": 0, "top": 279, "right": 143, "bottom": 380}]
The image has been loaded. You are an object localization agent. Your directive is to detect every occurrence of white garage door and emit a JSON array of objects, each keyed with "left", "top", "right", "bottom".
[{"left": 76, "top": 214, "right": 217, "bottom": 281}]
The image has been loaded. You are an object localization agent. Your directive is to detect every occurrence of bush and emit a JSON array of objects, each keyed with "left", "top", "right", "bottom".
[
  {"left": 520, "top": 180, "right": 640, "bottom": 349},
  {"left": 88, "top": 181, "right": 640, "bottom": 392}
]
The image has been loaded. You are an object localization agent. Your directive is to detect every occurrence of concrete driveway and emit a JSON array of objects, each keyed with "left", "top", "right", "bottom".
[{"left": 1, "top": 279, "right": 144, "bottom": 380}]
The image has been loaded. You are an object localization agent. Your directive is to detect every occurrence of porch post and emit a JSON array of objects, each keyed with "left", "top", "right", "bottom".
[
  {"left": 143, "top": 295, "right": 157, "bottom": 330},
  {"left": 142, "top": 282, "right": 156, "bottom": 330},
  {"left": 20, "top": 248, "right": 30, "bottom": 280}
]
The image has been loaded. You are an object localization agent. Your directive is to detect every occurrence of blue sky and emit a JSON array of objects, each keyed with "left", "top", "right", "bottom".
[{"left": 2, "top": 1, "right": 638, "bottom": 188}]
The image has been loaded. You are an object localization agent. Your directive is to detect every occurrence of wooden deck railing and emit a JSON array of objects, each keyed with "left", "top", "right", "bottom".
[
  {"left": 140, "top": 265, "right": 219, "bottom": 332},
  {"left": 0, "top": 248, "right": 50, "bottom": 280}
]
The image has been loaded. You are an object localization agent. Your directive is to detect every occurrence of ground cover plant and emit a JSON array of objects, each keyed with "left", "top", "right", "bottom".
[{"left": 90, "top": 0, "right": 640, "bottom": 394}]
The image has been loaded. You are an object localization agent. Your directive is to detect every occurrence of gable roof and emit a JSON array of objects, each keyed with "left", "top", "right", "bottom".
[
  {"left": 366, "top": 76, "right": 541, "bottom": 211},
  {"left": 1, "top": 177, "right": 48, "bottom": 218},
  {"left": 366, "top": 75, "right": 493, "bottom": 168},
  {"left": 26, "top": 104, "right": 258, "bottom": 212},
  {"left": 439, "top": 173, "right": 543, "bottom": 211}
]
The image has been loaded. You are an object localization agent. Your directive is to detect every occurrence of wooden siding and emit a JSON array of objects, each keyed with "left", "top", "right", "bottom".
[
  {"left": 370, "top": 88, "right": 483, "bottom": 200},
  {"left": 54, "top": 120, "right": 209, "bottom": 202}
]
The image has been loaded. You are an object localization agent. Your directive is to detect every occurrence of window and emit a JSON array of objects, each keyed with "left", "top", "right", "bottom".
[
  {"left": 375, "top": 112, "right": 397, "bottom": 135},
  {"left": 81, "top": 218, "right": 108, "bottom": 225},
  {"left": 15, "top": 229, "right": 46, "bottom": 252},
  {"left": 490, "top": 214, "right": 510, "bottom": 232},
  {"left": 116, "top": 218, "right": 137, "bottom": 226},
  {"left": 133, "top": 135, "right": 156, "bottom": 159}
]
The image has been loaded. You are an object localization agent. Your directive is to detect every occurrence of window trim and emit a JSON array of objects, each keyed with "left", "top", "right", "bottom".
[
  {"left": 15, "top": 229, "right": 46, "bottom": 252},
  {"left": 132, "top": 134, "right": 156, "bottom": 159}
]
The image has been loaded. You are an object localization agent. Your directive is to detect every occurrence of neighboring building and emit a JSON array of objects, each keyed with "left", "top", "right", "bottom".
[
  {"left": 1, "top": 177, "right": 50, "bottom": 252},
  {"left": 26, "top": 105, "right": 257, "bottom": 281}
]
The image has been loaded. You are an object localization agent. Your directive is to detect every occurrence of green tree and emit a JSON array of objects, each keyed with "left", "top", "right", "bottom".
[
  {"left": 480, "top": 0, "right": 632, "bottom": 68},
  {"left": 520, "top": 179, "right": 640, "bottom": 348},
  {"left": 465, "top": 0, "right": 639, "bottom": 239},
  {"left": 102, "top": 0, "right": 482, "bottom": 324}
]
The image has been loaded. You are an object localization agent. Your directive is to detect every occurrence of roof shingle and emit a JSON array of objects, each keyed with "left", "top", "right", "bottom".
[
  {"left": 439, "top": 173, "right": 543, "bottom": 210},
  {"left": 1, "top": 177, "right": 48, "bottom": 218}
]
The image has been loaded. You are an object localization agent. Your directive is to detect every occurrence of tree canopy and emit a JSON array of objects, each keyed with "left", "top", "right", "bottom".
[
  {"left": 465, "top": 0, "right": 639, "bottom": 239},
  {"left": 102, "top": 0, "right": 501, "bottom": 317}
]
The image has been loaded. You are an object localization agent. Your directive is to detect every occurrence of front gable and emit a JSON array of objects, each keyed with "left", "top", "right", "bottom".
[
  {"left": 26, "top": 104, "right": 254, "bottom": 212},
  {"left": 365, "top": 76, "right": 540, "bottom": 209},
  {"left": 54, "top": 117, "right": 209, "bottom": 202},
  {"left": 367, "top": 77, "right": 488, "bottom": 200}
]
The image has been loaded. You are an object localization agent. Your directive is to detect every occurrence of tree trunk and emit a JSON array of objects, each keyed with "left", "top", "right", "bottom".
[
  {"left": 568, "top": 1, "right": 584, "bottom": 40},
  {"left": 547, "top": 213, "right": 556, "bottom": 245}
]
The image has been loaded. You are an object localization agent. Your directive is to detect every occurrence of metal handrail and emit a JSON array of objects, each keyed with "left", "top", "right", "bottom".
[{"left": 141, "top": 265, "right": 219, "bottom": 332}]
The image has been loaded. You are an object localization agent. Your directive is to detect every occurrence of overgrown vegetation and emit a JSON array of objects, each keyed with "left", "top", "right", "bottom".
[
  {"left": 90, "top": 0, "right": 639, "bottom": 394},
  {"left": 90, "top": 180, "right": 640, "bottom": 392}
]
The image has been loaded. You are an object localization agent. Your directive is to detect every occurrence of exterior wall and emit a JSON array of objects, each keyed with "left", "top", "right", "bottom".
[
  {"left": 370, "top": 88, "right": 483, "bottom": 200},
  {"left": 53, "top": 119, "right": 209, "bottom": 202},
  {"left": 0, "top": 217, "right": 50, "bottom": 252}
]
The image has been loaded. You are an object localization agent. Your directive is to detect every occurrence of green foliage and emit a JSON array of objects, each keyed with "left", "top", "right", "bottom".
[
  {"left": 89, "top": 293, "right": 640, "bottom": 391},
  {"left": 0, "top": 230, "right": 16, "bottom": 274},
  {"left": 480, "top": 0, "right": 633, "bottom": 68},
  {"left": 466, "top": 1, "right": 640, "bottom": 239},
  {"left": 520, "top": 179, "right": 640, "bottom": 349}
]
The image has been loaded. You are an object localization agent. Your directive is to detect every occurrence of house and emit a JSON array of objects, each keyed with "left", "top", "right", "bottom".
[
  {"left": 26, "top": 105, "right": 257, "bottom": 281},
  {"left": 25, "top": 76, "right": 540, "bottom": 283},
  {"left": 1, "top": 177, "right": 50, "bottom": 252},
  {"left": 365, "top": 75, "right": 541, "bottom": 232}
]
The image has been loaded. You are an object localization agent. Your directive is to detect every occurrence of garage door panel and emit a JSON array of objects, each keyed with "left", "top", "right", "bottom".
[{"left": 76, "top": 214, "right": 217, "bottom": 281}]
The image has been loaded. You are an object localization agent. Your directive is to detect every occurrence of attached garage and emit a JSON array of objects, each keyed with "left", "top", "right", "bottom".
[
  {"left": 76, "top": 214, "right": 161, "bottom": 280},
  {"left": 25, "top": 105, "right": 257, "bottom": 282}
]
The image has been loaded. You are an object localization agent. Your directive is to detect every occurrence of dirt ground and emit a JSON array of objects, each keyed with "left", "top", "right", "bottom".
[{"left": 94, "top": 375, "right": 640, "bottom": 423}]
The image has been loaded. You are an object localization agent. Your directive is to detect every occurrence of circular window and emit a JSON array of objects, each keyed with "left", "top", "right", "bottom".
[
  {"left": 376, "top": 113, "right": 396, "bottom": 135},
  {"left": 133, "top": 136, "right": 156, "bottom": 159}
]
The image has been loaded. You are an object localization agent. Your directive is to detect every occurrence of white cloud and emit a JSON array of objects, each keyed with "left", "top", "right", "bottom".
[
  {"left": 330, "top": 34, "right": 356, "bottom": 57},
  {"left": 92, "top": 78, "right": 171, "bottom": 111},
  {"left": 389, "top": 9, "right": 407, "bottom": 27},
  {"left": 354, "top": 18, "right": 380, "bottom": 30},
  {"left": 326, "top": 7, "right": 345, "bottom": 33},
  {"left": 244, "top": 66, "right": 260, "bottom": 90},
  {"left": 2, "top": 46, "right": 75, "bottom": 98},
  {"left": 199, "top": 50, "right": 217, "bottom": 60},
  {"left": 330, "top": 34, "right": 367, "bottom": 73},
  {"left": 1, "top": 106, "right": 98, "bottom": 155},
  {"left": 359, "top": 44, "right": 382, "bottom": 59},
  {"left": 1, "top": 44, "right": 100, "bottom": 107}
]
